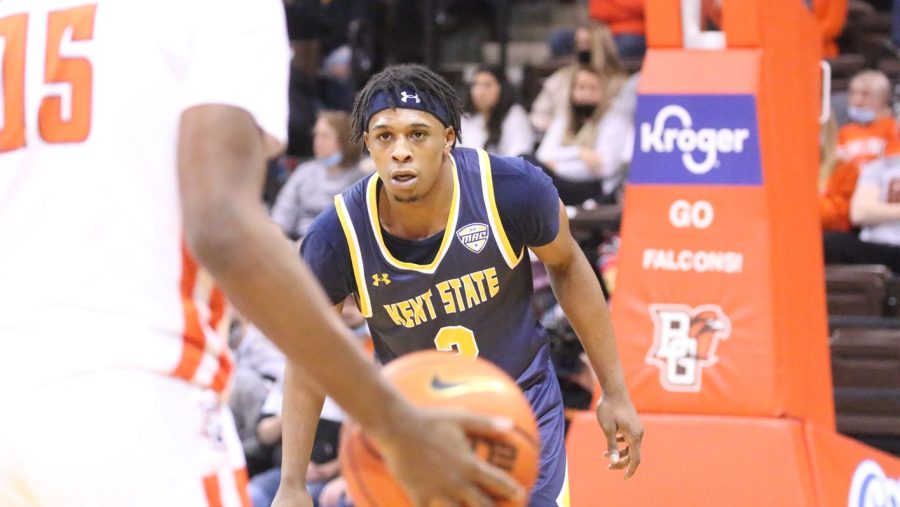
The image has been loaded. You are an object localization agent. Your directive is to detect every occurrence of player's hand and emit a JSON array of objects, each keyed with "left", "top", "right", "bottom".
[
  {"left": 271, "top": 481, "right": 314, "bottom": 507},
  {"left": 596, "top": 391, "right": 643, "bottom": 480},
  {"left": 377, "top": 406, "right": 525, "bottom": 507}
]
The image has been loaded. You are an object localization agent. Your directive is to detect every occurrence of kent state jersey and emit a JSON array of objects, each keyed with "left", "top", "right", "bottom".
[{"left": 329, "top": 148, "right": 554, "bottom": 384}]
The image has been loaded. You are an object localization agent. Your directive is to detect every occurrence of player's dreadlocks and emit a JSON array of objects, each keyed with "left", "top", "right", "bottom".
[{"left": 350, "top": 64, "right": 463, "bottom": 145}]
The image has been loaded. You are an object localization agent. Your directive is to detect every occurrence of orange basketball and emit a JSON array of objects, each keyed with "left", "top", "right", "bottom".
[{"left": 339, "top": 350, "right": 541, "bottom": 507}]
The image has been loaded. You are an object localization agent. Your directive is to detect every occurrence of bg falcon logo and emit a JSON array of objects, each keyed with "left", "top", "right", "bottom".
[{"left": 646, "top": 304, "right": 731, "bottom": 392}]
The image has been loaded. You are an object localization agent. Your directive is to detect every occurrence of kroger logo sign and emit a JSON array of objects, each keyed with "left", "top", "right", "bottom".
[
  {"left": 849, "top": 460, "right": 900, "bottom": 507},
  {"left": 630, "top": 95, "right": 762, "bottom": 186}
]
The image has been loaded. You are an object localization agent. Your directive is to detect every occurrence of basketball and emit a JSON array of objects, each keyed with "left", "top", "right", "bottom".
[{"left": 339, "top": 351, "right": 541, "bottom": 507}]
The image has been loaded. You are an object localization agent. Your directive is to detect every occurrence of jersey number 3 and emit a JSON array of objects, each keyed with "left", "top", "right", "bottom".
[
  {"left": 0, "top": 5, "right": 96, "bottom": 153},
  {"left": 434, "top": 326, "right": 480, "bottom": 359}
]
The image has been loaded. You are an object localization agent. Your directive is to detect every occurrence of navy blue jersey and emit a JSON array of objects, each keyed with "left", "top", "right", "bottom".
[{"left": 302, "top": 148, "right": 560, "bottom": 385}]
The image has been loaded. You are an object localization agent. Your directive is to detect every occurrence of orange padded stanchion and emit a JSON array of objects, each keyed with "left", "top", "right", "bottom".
[{"left": 571, "top": 1, "right": 900, "bottom": 504}]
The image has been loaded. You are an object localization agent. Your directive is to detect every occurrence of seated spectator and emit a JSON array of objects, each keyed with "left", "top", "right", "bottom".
[
  {"left": 825, "top": 148, "right": 900, "bottom": 274},
  {"left": 316, "top": 477, "right": 352, "bottom": 507},
  {"left": 530, "top": 20, "right": 627, "bottom": 134},
  {"left": 229, "top": 367, "right": 276, "bottom": 477},
  {"left": 588, "top": 0, "right": 646, "bottom": 59},
  {"left": 249, "top": 383, "right": 349, "bottom": 507},
  {"left": 271, "top": 111, "right": 366, "bottom": 241},
  {"left": 821, "top": 70, "right": 898, "bottom": 233},
  {"left": 459, "top": 67, "right": 534, "bottom": 158},
  {"left": 535, "top": 66, "right": 631, "bottom": 205},
  {"left": 232, "top": 320, "right": 287, "bottom": 384}
]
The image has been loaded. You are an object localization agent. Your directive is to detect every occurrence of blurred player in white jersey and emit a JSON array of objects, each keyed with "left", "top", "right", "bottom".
[{"left": 0, "top": 1, "right": 522, "bottom": 506}]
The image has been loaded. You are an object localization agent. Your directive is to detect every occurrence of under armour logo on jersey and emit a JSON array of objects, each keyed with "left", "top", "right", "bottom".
[
  {"left": 400, "top": 91, "right": 421, "bottom": 104},
  {"left": 456, "top": 223, "right": 489, "bottom": 254},
  {"left": 372, "top": 273, "right": 391, "bottom": 286}
]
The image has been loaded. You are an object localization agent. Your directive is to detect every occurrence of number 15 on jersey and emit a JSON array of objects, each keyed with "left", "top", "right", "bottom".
[{"left": 1, "top": 4, "right": 96, "bottom": 152}]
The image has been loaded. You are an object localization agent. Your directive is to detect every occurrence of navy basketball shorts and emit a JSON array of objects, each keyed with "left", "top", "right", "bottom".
[{"left": 522, "top": 361, "right": 569, "bottom": 507}]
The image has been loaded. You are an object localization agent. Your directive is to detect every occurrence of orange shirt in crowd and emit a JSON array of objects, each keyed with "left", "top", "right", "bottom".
[
  {"left": 590, "top": 0, "right": 645, "bottom": 36},
  {"left": 821, "top": 116, "right": 899, "bottom": 232},
  {"left": 814, "top": 0, "right": 847, "bottom": 58}
]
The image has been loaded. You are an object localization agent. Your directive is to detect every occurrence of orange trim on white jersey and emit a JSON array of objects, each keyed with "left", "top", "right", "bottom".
[
  {"left": 174, "top": 244, "right": 206, "bottom": 383},
  {"left": 209, "top": 286, "right": 227, "bottom": 330},
  {"left": 202, "top": 468, "right": 251, "bottom": 507},
  {"left": 174, "top": 243, "right": 233, "bottom": 395},
  {"left": 203, "top": 474, "right": 223, "bottom": 507},
  {"left": 234, "top": 469, "right": 252, "bottom": 507}
]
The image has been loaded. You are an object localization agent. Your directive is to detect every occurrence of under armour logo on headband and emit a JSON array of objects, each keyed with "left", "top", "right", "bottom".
[
  {"left": 364, "top": 89, "right": 450, "bottom": 128},
  {"left": 400, "top": 91, "right": 421, "bottom": 104}
]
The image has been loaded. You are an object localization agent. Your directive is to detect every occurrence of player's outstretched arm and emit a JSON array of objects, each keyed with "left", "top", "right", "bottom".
[
  {"left": 531, "top": 200, "right": 644, "bottom": 480},
  {"left": 177, "top": 104, "right": 523, "bottom": 505}
]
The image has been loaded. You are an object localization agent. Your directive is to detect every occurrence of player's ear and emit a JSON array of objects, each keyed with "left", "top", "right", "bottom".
[
  {"left": 443, "top": 126, "right": 456, "bottom": 152},
  {"left": 363, "top": 131, "right": 371, "bottom": 151}
]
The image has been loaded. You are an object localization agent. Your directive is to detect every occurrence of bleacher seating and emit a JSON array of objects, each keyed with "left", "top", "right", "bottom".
[
  {"left": 824, "top": 264, "right": 892, "bottom": 316},
  {"left": 825, "top": 263, "right": 900, "bottom": 455},
  {"left": 830, "top": 327, "right": 900, "bottom": 438}
]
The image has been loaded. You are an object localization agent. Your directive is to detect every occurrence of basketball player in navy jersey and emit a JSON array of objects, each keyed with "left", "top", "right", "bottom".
[{"left": 274, "top": 64, "right": 642, "bottom": 507}]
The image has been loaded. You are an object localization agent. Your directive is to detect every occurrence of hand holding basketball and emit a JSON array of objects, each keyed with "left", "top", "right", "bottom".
[
  {"left": 341, "top": 351, "right": 541, "bottom": 507},
  {"left": 378, "top": 405, "right": 525, "bottom": 507}
]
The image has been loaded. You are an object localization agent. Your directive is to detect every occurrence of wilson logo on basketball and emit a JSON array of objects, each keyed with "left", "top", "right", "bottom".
[
  {"left": 456, "top": 223, "right": 489, "bottom": 254},
  {"left": 646, "top": 304, "right": 732, "bottom": 392}
]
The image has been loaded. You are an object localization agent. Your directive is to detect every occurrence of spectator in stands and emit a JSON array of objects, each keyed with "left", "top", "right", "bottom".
[
  {"left": 230, "top": 367, "right": 277, "bottom": 477},
  {"left": 271, "top": 111, "right": 366, "bottom": 241},
  {"left": 249, "top": 380, "right": 285, "bottom": 507},
  {"left": 459, "top": 67, "right": 535, "bottom": 158},
  {"left": 534, "top": 66, "right": 631, "bottom": 205},
  {"left": 813, "top": 0, "right": 847, "bottom": 58},
  {"left": 821, "top": 70, "right": 898, "bottom": 233},
  {"left": 825, "top": 145, "right": 900, "bottom": 274},
  {"left": 250, "top": 372, "right": 351, "bottom": 507},
  {"left": 589, "top": 0, "right": 646, "bottom": 59},
  {"left": 320, "top": 45, "right": 355, "bottom": 112},
  {"left": 316, "top": 477, "right": 352, "bottom": 507},
  {"left": 232, "top": 315, "right": 288, "bottom": 384},
  {"left": 530, "top": 20, "right": 627, "bottom": 134}
]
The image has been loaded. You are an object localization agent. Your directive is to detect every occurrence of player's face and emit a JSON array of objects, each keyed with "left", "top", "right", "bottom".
[
  {"left": 364, "top": 108, "right": 455, "bottom": 203},
  {"left": 471, "top": 72, "right": 501, "bottom": 114},
  {"left": 313, "top": 117, "right": 341, "bottom": 159},
  {"left": 571, "top": 70, "right": 603, "bottom": 106}
]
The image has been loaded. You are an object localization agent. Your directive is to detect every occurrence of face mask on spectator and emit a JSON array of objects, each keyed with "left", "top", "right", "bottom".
[
  {"left": 572, "top": 103, "right": 597, "bottom": 121},
  {"left": 847, "top": 106, "right": 877, "bottom": 124},
  {"left": 576, "top": 50, "right": 592, "bottom": 65},
  {"left": 319, "top": 152, "right": 343, "bottom": 167}
]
